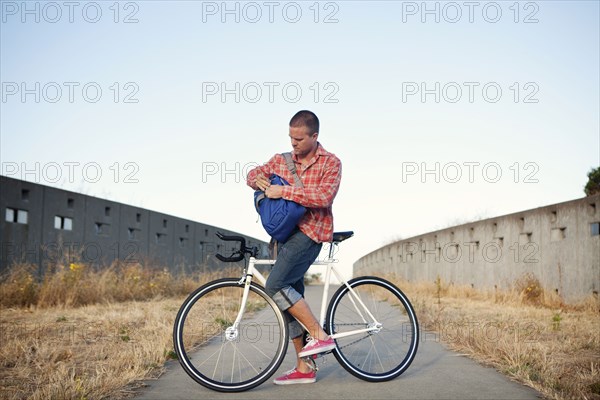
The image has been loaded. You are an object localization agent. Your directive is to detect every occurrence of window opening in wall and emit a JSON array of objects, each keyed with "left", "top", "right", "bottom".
[
  {"left": 519, "top": 232, "right": 532, "bottom": 244},
  {"left": 21, "top": 189, "right": 30, "bottom": 201},
  {"left": 128, "top": 228, "right": 140, "bottom": 240},
  {"left": 156, "top": 232, "right": 167, "bottom": 244},
  {"left": 449, "top": 244, "right": 460, "bottom": 261},
  {"left": 5, "top": 208, "right": 29, "bottom": 224},
  {"left": 589, "top": 203, "right": 597, "bottom": 216},
  {"left": 550, "top": 211, "right": 557, "bottom": 223},
  {"left": 18, "top": 210, "right": 28, "bottom": 224},
  {"left": 136, "top": 213, "right": 141, "bottom": 223},
  {"left": 551, "top": 227, "right": 566, "bottom": 242},
  {"left": 55, "top": 216, "right": 73, "bottom": 230},
  {"left": 5, "top": 208, "right": 14, "bottom": 222},
  {"left": 105, "top": 207, "right": 111, "bottom": 217},
  {"left": 94, "top": 222, "right": 110, "bottom": 235},
  {"left": 179, "top": 237, "right": 187, "bottom": 248},
  {"left": 67, "top": 198, "right": 74, "bottom": 209},
  {"left": 185, "top": 224, "right": 190, "bottom": 233},
  {"left": 163, "top": 219, "right": 167, "bottom": 228},
  {"left": 591, "top": 222, "right": 600, "bottom": 237},
  {"left": 205, "top": 229, "right": 209, "bottom": 236}
]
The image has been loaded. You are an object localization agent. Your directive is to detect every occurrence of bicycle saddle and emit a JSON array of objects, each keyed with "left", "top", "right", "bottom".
[{"left": 332, "top": 231, "right": 354, "bottom": 243}]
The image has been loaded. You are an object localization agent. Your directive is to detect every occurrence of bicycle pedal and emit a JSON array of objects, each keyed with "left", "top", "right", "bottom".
[
  {"left": 314, "top": 349, "right": 333, "bottom": 358},
  {"left": 301, "top": 356, "right": 319, "bottom": 372}
]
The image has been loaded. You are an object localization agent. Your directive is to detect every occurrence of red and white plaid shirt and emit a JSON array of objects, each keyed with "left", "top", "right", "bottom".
[{"left": 247, "top": 143, "right": 342, "bottom": 243}]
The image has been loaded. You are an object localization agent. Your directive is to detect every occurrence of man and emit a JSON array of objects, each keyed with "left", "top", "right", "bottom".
[{"left": 246, "top": 110, "right": 342, "bottom": 385}]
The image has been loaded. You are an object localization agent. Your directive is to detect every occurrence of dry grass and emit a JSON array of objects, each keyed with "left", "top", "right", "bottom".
[
  {"left": 387, "top": 272, "right": 600, "bottom": 400},
  {"left": 0, "top": 262, "right": 235, "bottom": 400},
  {"left": 0, "top": 262, "right": 218, "bottom": 309},
  {"left": 2, "top": 262, "right": 598, "bottom": 400},
  {"left": 0, "top": 299, "right": 182, "bottom": 399}
]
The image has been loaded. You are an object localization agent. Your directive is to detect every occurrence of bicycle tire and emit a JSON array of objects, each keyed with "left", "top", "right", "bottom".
[
  {"left": 325, "top": 276, "right": 419, "bottom": 382},
  {"left": 173, "top": 278, "right": 288, "bottom": 392}
]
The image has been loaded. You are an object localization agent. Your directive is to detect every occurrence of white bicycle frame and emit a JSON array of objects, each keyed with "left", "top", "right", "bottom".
[{"left": 229, "top": 243, "right": 382, "bottom": 341}]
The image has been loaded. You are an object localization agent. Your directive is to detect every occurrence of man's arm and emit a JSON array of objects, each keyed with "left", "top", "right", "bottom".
[
  {"left": 280, "top": 157, "right": 342, "bottom": 208},
  {"left": 247, "top": 155, "right": 276, "bottom": 191}
]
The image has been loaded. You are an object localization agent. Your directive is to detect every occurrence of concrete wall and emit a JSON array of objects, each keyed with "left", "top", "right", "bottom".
[
  {"left": 354, "top": 194, "right": 600, "bottom": 303},
  {"left": 0, "top": 176, "right": 269, "bottom": 274}
]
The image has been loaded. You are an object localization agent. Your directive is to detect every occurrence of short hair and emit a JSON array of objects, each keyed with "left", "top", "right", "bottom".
[{"left": 289, "top": 110, "right": 319, "bottom": 135}]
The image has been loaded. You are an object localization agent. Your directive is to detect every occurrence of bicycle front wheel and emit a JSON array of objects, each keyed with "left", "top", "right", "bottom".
[
  {"left": 325, "top": 277, "right": 419, "bottom": 382},
  {"left": 173, "top": 278, "right": 288, "bottom": 392}
]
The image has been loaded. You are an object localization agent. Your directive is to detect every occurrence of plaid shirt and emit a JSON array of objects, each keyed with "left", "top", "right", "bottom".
[{"left": 247, "top": 143, "right": 342, "bottom": 243}]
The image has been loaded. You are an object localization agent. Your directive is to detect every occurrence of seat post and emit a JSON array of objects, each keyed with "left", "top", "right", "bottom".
[{"left": 328, "top": 242, "right": 337, "bottom": 259}]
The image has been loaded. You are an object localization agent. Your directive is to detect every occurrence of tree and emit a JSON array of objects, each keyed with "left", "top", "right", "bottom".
[{"left": 584, "top": 166, "right": 600, "bottom": 196}]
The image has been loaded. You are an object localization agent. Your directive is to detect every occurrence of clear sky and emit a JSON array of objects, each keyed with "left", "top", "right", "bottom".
[{"left": 1, "top": 1, "right": 599, "bottom": 276}]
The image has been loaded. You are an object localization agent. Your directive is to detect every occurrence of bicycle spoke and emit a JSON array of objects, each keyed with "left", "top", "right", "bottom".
[
  {"left": 174, "top": 280, "right": 288, "bottom": 392},
  {"left": 212, "top": 341, "right": 226, "bottom": 381},
  {"left": 327, "top": 277, "right": 419, "bottom": 382}
]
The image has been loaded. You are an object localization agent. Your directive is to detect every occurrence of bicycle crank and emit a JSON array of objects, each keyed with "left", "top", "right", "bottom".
[{"left": 301, "top": 355, "right": 319, "bottom": 372}]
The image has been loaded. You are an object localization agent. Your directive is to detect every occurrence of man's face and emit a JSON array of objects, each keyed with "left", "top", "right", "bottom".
[{"left": 289, "top": 126, "right": 318, "bottom": 158}]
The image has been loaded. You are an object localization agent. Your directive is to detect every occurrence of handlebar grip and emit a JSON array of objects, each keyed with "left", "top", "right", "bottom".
[
  {"left": 215, "top": 232, "right": 246, "bottom": 263},
  {"left": 216, "top": 253, "right": 245, "bottom": 263},
  {"left": 216, "top": 232, "right": 246, "bottom": 246}
]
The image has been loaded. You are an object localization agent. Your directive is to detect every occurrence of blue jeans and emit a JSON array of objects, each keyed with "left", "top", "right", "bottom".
[{"left": 265, "top": 229, "right": 322, "bottom": 339}]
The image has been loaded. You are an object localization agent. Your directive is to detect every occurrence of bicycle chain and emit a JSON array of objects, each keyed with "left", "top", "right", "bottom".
[
  {"left": 336, "top": 333, "right": 372, "bottom": 350},
  {"left": 301, "top": 323, "right": 375, "bottom": 371},
  {"left": 330, "top": 323, "right": 372, "bottom": 351}
]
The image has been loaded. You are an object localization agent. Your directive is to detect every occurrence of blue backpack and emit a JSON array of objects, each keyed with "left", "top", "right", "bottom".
[{"left": 254, "top": 153, "right": 306, "bottom": 243}]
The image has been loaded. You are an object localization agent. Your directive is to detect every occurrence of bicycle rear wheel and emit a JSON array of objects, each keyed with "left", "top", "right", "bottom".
[
  {"left": 173, "top": 278, "right": 288, "bottom": 392},
  {"left": 325, "top": 277, "right": 419, "bottom": 382}
]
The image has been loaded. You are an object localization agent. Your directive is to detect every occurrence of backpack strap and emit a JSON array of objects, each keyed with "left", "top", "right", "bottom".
[
  {"left": 254, "top": 192, "right": 265, "bottom": 212},
  {"left": 283, "top": 152, "right": 304, "bottom": 188}
]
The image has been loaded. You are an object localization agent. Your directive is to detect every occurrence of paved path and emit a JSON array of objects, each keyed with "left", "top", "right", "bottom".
[{"left": 136, "top": 285, "right": 541, "bottom": 400}]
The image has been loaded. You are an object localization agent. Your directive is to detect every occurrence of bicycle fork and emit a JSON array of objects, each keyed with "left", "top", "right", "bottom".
[
  {"left": 222, "top": 277, "right": 250, "bottom": 341},
  {"left": 224, "top": 260, "right": 270, "bottom": 342}
]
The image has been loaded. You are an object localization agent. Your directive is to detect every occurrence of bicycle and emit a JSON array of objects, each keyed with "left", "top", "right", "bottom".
[{"left": 173, "top": 231, "right": 419, "bottom": 392}]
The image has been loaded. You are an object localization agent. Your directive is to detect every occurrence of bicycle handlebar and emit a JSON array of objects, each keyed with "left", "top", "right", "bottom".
[{"left": 215, "top": 232, "right": 252, "bottom": 262}]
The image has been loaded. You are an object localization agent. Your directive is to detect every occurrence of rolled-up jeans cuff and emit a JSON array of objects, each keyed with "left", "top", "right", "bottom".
[
  {"left": 272, "top": 286, "right": 302, "bottom": 311},
  {"left": 288, "top": 320, "right": 304, "bottom": 339}
]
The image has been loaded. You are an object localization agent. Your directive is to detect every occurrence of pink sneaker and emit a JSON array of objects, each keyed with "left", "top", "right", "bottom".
[
  {"left": 273, "top": 368, "right": 316, "bottom": 385},
  {"left": 298, "top": 337, "right": 336, "bottom": 358}
]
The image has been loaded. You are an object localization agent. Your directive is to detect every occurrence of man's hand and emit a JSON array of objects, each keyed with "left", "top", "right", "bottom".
[
  {"left": 255, "top": 174, "right": 271, "bottom": 191},
  {"left": 265, "top": 184, "right": 283, "bottom": 199},
  {"left": 255, "top": 173, "right": 283, "bottom": 198}
]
